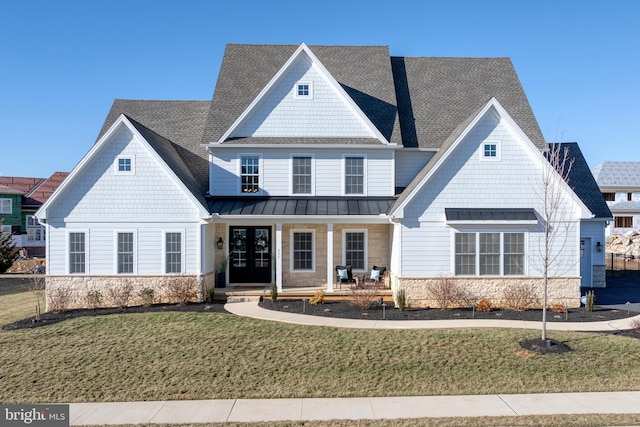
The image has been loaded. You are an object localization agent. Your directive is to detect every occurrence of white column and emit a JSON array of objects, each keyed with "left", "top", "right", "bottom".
[
  {"left": 327, "top": 223, "right": 334, "bottom": 292},
  {"left": 276, "top": 223, "right": 283, "bottom": 292}
]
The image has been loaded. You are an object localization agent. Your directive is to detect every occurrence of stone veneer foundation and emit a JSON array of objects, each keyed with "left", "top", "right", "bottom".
[
  {"left": 394, "top": 276, "right": 581, "bottom": 309},
  {"left": 45, "top": 273, "right": 214, "bottom": 310}
]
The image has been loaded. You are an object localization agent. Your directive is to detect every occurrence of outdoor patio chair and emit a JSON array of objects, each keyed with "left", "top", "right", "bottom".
[
  {"left": 335, "top": 265, "right": 356, "bottom": 289},
  {"left": 363, "top": 266, "right": 387, "bottom": 287}
]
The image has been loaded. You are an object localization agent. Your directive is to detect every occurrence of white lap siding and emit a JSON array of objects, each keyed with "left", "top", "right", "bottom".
[{"left": 400, "top": 113, "right": 585, "bottom": 277}]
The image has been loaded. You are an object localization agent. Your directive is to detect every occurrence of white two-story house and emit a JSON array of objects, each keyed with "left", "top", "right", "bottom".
[
  {"left": 592, "top": 161, "right": 640, "bottom": 235},
  {"left": 36, "top": 43, "right": 611, "bottom": 309}
]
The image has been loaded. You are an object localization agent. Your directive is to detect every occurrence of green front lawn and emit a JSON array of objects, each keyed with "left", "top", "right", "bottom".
[{"left": 1, "top": 278, "right": 639, "bottom": 404}]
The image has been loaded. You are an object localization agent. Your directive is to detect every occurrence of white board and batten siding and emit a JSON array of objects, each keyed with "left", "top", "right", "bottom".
[
  {"left": 210, "top": 148, "right": 394, "bottom": 197},
  {"left": 45, "top": 126, "right": 204, "bottom": 275},
  {"left": 399, "top": 112, "right": 585, "bottom": 277}
]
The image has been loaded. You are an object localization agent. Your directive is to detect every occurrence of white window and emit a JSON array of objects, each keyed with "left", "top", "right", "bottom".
[
  {"left": 291, "top": 230, "right": 314, "bottom": 272},
  {"left": 117, "top": 232, "right": 135, "bottom": 274},
  {"left": 291, "top": 155, "right": 313, "bottom": 195},
  {"left": 294, "top": 81, "right": 313, "bottom": 99},
  {"left": 480, "top": 141, "right": 501, "bottom": 161},
  {"left": 115, "top": 156, "right": 135, "bottom": 174},
  {"left": 26, "top": 215, "right": 45, "bottom": 241},
  {"left": 455, "top": 232, "right": 525, "bottom": 276},
  {"left": 344, "top": 230, "right": 367, "bottom": 271},
  {"left": 69, "top": 232, "right": 86, "bottom": 274},
  {"left": 344, "top": 156, "right": 365, "bottom": 195},
  {"left": 1, "top": 225, "right": 11, "bottom": 236},
  {"left": 165, "top": 232, "right": 183, "bottom": 274},
  {"left": 240, "top": 155, "right": 261, "bottom": 193},
  {"left": 0, "top": 198, "right": 12, "bottom": 214}
]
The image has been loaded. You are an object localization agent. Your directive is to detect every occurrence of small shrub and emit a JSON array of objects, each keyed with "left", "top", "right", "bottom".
[
  {"left": 425, "top": 276, "right": 472, "bottom": 310},
  {"left": 630, "top": 318, "right": 640, "bottom": 334},
  {"left": 48, "top": 286, "right": 73, "bottom": 314},
  {"left": 84, "top": 290, "right": 103, "bottom": 309},
  {"left": 476, "top": 298, "right": 492, "bottom": 312},
  {"left": 309, "top": 290, "right": 325, "bottom": 305},
  {"left": 270, "top": 281, "right": 278, "bottom": 302},
  {"left": 502, "top": 282, "right": 538, "bottom": 311},
  {"left": 205, "top": 286, "right": 216, "bottom": 303},
  {"left": 106, "top": 279, "right": 135, "bottom": 308},
  {"left": 550, "top": 302, "right": 567, "bottom": 313},
  {"left": 349, "top": 282, "right": 380, "bottom": 310},
  {"left": 162, "top": 275, "right": 197, "bottom": 305},
  {"left": 586, "top": 290, "right": 595, "bottom": 312},
  {"left": 138, "top": 287, "right": 155, "bottom": 307},
  {"left": 396, "top": 288, "right": 406, "bottom": 311}
]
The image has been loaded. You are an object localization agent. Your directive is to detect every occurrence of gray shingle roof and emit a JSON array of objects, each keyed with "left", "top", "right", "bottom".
[
  {"left": 559, "top": 143, "right": 612, "bottom": 219},
  {"left": 592, "top": 161, "right": 640, "bottom": 188},
  {"left": 98, "top": 100, "right": 211, "bottom": 201},
  {"left": 202, "top": 44, "right": 402, "bottom": 145},
  {"left": 391, "top": 56, "right": 546, "bottom": 149}
]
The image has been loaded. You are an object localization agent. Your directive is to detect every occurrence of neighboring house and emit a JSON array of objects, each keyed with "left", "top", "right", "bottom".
[
  {"left": 36, "top": 43, "right": 611, "bottom": 310},
  {"left": 0, "top": 173, "right": 69, "bottom": 257},
  {"left": 592, "top": 161, "right": 640, "bottom": 236}
]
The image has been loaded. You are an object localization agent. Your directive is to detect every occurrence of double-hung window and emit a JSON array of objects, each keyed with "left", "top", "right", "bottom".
[
  {"left": 455, "top": 232, "right": 525, "bottom": 276},
  {"left": 292, "top": 231, "right": 314, "bottom": 271},
  {"left": 345, "top": 156, "right": 364, "bottom": 195},
  {"left": 26, "top": 215, "right": 44, "bottom": 241},
  {"left": 0, "top": 198, "right": 12, "bottom": 214},
  {"left": 292, "top": 156, "right": 312, "bottom": 194},
  {"left": 344, "top": 231, "right": 366, "bottom": 271},
  {"left": 240, "top": 155, "right": 260, "bottom": 193},
  {"left": 69, "top": 232, "right": 86, "bottom": 274},
  {"left": 165, "top": 232, "right": 182, "bottom": 273},
  {"left": 117, "top": 232, "right": 134, "bottom": 274}
]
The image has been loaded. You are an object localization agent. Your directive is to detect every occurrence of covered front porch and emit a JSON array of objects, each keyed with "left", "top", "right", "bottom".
[{"left": 211, "top": 219, "right": 392, "bottom": 293}]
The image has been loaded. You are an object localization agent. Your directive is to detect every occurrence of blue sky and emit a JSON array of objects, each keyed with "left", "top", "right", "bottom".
[{"left": 1, "top": 0, "right": 638, "bottom": 178}]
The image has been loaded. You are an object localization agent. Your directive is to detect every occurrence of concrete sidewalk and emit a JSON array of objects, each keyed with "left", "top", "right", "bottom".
[
  {"left": 69, "top": 392, "right": 640, "bottom": 425},
  {"left": 224, "top": 301, "right": 640, "bottom": 332}
]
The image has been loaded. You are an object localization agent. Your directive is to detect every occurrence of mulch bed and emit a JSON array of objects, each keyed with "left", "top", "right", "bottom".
[
  {"left": 3, "top": 302, "right": 229, "bottom": 331},
  {"left": 258, "top": 299, "right": 637, "bottom": 323}
]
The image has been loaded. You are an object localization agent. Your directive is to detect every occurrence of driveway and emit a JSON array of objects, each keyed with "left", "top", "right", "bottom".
[{"left": 583, "top": 275, "right": 640, "bottom": 313}]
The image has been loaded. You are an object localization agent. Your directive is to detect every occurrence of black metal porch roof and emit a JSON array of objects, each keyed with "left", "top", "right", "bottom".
[{"left": 207, "top": 197, "right": 396, "bottom": 216}]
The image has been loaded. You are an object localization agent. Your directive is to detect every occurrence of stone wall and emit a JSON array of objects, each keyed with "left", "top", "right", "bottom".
[
  {"left": 45, "top": 274, "right": 206, "bottom": 311},
  {"left": 395, "top": 276, "right": 581, "bottom": 309}
]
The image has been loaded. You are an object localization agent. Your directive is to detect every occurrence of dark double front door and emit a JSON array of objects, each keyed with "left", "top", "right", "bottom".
[{"left": 229, "top": 226, "right": 272, "bottom": 283}]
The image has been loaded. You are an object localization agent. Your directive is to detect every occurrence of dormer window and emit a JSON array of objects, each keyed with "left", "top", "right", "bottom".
[{"left": 295, "top": 81, "right": 313, "bottom": 99}]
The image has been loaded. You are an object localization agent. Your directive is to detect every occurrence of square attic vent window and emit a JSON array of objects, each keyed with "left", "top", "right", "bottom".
[{"left": 295, "top": 81, "right": 313, "bottom": 99}]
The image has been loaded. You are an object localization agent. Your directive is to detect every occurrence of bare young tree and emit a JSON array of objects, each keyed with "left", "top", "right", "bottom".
[
  {"left": 533, "top": 142, "right": 575, "bottom": 341},
  {"left": 25, "top": 271, "right": 46, "bottom": 321}
]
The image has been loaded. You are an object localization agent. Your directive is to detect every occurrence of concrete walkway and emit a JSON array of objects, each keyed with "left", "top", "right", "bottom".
[
  {"left": 224, "top": 301, "right": 640, "bottom": 332},
  {"left": 68, "top": 392, "right": 640, "bottom": 425}
]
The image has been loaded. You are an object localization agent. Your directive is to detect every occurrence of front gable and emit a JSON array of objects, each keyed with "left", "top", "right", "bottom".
[
  {"left": 218, "top": 43, "right": 389, "bottom": 143},
  {"left": 37, "top": 116, "right": 209, "bottom": 223},
  {"left": 392, "top": 99, "right": 591, "bottom": 221}
]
